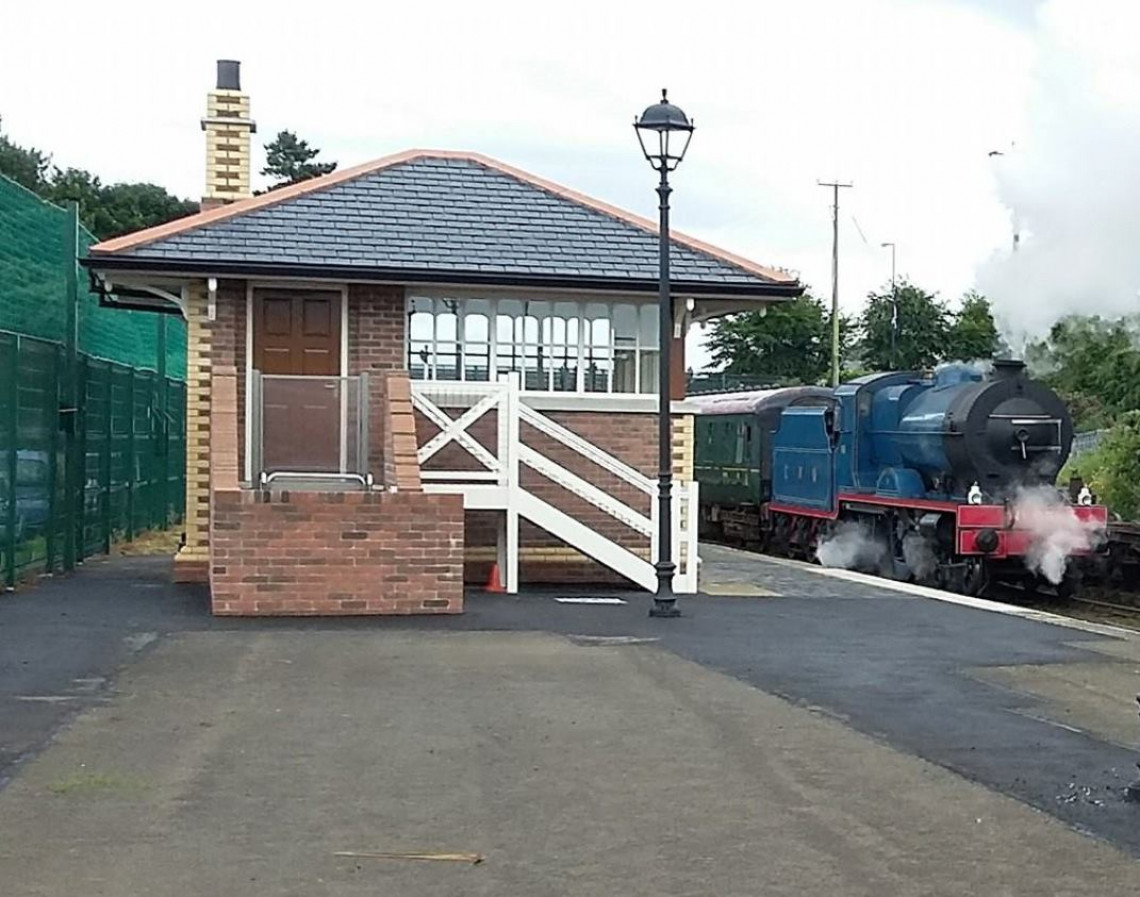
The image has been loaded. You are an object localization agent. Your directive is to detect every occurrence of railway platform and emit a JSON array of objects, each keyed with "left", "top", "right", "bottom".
[{"left": 2, "top": 551, "right": 1140, "bottom": 894}]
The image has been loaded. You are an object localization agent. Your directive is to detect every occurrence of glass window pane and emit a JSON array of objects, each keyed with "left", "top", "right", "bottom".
[
  {"left": 435, "top": 342, "right": 460, "bottom": 380},
  {"left": 583, "top": 301, "right": 609, "bottom": 322},
  {"left": 614, "top": 348, "right": 637, "bottom": 393},
  {"left": 639, "top": 350, "right": 660, "bottom": 394},
  {"left": 409, "top": 295, "right": 433, "bottom": 315},
  {"left": 498, "top": 299, "right": 524, "bottom": 319},
  {"left": 639, "top": 304, "right": 658, "bottom": 348},
  {"left": 409, "top": 341, "right": 431, "bottom": 379},
  {"left": 436, "top": 313, "right": 458, "bottom": 342},
  {"left": 613, "top": 303, "right": 638, "bottom": 340},
  {"left": 465, "top": 298, "right": 492, "bottom": 318},
  {"left": 496, "top": 314, "right": 519, "bottom": 344},
  {"left": 409, "top": 310, "right": 434, "bottom": 342},
  {"left": 464, "top": 313, "right": 488, "bottom": 342},
  {"left": 465, "top": 344, "right": 490, "bottom": 381},
  {"left": 523, "top": 315, "right": 539, "bottom": 344},
  {"left": 528, "top": 300, "right": 551, "bottom": 322},
  {"left": 553, "top": 301, "right": 579, "bottom": 320}
]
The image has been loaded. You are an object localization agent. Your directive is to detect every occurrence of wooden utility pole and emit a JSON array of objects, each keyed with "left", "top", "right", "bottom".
[{"left": 818, "top": 180, "right": 852, "bottom": 386}]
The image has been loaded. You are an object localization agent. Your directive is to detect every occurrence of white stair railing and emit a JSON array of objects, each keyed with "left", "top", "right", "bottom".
[{"left": 411, "top": 374, "right": 699, "bottom": 594}]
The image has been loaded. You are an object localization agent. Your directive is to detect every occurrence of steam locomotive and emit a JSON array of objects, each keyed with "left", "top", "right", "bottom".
[{"left": 693, "top": 360, "right": 1108, "bottom": 596}]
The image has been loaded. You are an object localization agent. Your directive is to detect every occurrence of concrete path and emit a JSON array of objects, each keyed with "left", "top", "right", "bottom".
[
  {"left": 2, "top": 628, "right": 1139, "bottom": 896},
  {"left": 3, "top": 550, "right": 1140, "bottom": 894}
]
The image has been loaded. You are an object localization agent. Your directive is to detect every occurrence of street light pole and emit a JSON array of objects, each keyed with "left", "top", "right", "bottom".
[
  {"left": 881, "top": 241, "right": 897, "bottom": 367},
  {"left": 653, "top": 163, "right": 676, "bottom": 616},
  {"left": 635, "top": 89, "right": 694, "bottom": 619}
]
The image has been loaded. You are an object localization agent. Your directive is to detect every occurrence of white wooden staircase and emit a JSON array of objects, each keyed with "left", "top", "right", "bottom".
[{"left": 411, "top": 375, "right": 699, "bottom": 594}]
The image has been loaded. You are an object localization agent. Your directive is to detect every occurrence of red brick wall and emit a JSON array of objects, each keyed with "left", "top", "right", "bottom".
[
  {"left": 209, "top": 368, "right": 463, "bottom": 617},
  {"left": 347, "top": 284, "right": 406, "bottom": 476},
  {"left": 211, "top": 280, "right": 246, "bottom": 474},
  {"left": 210, "top": 490, "right": 464, "bottom": 616}
]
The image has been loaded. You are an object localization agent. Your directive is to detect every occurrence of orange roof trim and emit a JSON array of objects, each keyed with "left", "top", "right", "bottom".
[{"left": 90, "top": 149, "right": 796, "bottom": 285}]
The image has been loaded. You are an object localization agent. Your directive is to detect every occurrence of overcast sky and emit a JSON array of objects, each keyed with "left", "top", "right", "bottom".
[{"left": 3, "top": 0, "right": 1134, "bottom": 367}]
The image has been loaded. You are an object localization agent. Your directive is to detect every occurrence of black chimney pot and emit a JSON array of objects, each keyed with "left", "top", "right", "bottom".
[
  {"left": 992, "top": 359, "right": 1027, "bottom": 380},
  {"left": 216, "top": 60, "right": 241, "bottom": 91}
]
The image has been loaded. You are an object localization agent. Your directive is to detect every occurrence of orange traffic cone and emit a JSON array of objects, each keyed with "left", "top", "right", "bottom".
[{"left": 484, "top": 562, "right": 505, "bottom": 593}]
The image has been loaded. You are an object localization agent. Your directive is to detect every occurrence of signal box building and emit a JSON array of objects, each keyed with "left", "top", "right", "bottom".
[{"left": 82, "top": 61, "right": 801, "bottom": 615}]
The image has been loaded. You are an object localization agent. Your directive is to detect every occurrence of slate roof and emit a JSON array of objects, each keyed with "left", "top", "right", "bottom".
[{"left": 88, "top": 150, "right": 798, "bottom": 296}]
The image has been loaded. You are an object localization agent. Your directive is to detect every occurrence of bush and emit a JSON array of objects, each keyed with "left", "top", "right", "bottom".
[{"left": 1062, "top": 411, "right": 1140, "bottom": 520}]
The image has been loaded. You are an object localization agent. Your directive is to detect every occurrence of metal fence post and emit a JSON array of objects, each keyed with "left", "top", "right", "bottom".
[
  {"left": 101, "top": 364, "right": 112, "bottom": 554},
  {"left": 61, "top": 201, "right": 79, "bottom": 572},
  {"left": 125, "top": 367, "right": 136, "bottom": 542},
  {"left": 74, "top": 356, "right": 88, "bottom": 563},
  {"left": 157, "top": 317, "right": 169, "bottom": 527},
  {"left": 3, "top": 336, "right": 17, "bottom": 588},
  {"left": 44, "top": 345, "right": 60, "bottom": 574}
]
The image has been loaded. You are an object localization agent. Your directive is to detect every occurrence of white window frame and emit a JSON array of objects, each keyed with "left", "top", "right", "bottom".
[{"left": 406, "top": 294, "right": 660, "bottom": 396}]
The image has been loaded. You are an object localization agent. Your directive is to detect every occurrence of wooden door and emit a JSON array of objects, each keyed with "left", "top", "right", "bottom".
[
  {"left": 253, "top": 290, "right": 343, "bottom": 473},
  {"left": 253, "top": 290, "right": 341, "bottom": 375}
]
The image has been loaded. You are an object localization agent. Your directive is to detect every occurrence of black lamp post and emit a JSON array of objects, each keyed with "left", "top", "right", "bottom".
[{"left": 635, "top": 89, "right": 694, "bottom": 618}]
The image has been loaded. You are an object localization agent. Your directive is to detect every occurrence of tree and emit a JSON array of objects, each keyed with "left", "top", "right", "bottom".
[
  {"left": 1026, "top": 314, "right": 1140, "bottom": 429},
  {"left": 705, "top": 293, "right": 849, "bottom": 385},
  {"left": 261, "top": 130, "right": 337, "bottom": 188},
  {"left": 857, "top": 280, "right": 949, "bottom": 371},
  {"left": 2, "top": 118, "right": 195, "bottom": 239},
  {"left": 0, "top": 117, "right": 50, "bottom": 193},
  {"left": 1064, "top": 411, "right": 1140, "bottom": 520},
  {"left": 946, "top": 291, "right": 1001, "bottom": 361},
  {"left": 45, "top": 168, "right": 196, "bottom": 241}
]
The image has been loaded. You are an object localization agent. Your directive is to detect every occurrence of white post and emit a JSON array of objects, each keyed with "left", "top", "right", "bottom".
[{"left": 502, "top": 372, "right": 520, "bottom": 594}]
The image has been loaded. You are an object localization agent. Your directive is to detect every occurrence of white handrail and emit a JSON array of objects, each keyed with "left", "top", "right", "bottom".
[
  {"left": 518, "top": 403, "right": 656, "bottom": 495},
  {"left": 412, "top": 390, "right": 502, "bottom": 474},
  {"left": 518, "top": 444, "right": 653, "bottom": 537}
]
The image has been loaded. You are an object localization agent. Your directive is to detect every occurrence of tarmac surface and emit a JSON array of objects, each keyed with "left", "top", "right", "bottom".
[{"left": 1, "top": 547, "right": 1139, "bottom": 894}]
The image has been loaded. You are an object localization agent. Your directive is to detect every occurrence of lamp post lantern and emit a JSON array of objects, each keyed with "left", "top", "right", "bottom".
[
  {"left": 634, "top": 88, "right": 694, "bottom": 618},
  {"left": 881, "top": 241, "right": 897, "bottom": 367}
]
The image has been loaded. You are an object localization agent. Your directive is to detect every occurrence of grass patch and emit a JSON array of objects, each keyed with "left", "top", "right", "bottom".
[{"left": 47, "top": 771, "right": 147, "bottom": 796}]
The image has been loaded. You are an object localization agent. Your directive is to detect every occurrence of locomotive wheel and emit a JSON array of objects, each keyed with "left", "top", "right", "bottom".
[{"left": 946, "top": 559, "right": 988, "bottom": 596}]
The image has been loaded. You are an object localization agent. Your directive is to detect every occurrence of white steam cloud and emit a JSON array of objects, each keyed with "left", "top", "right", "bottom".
[
  {"left": 976, "top": 0, "right": 1140, "bottom": 340},
  {"left": 816, "top": 522, "right": 887, "bottom": 573},
  {"left": 1012, "top": 486, "right": 1104, "bottom": 584}
]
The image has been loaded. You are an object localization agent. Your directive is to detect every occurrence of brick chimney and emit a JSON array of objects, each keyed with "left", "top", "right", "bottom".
[{"left": 200, "top": 59, "right": 256, "bottom": 209}]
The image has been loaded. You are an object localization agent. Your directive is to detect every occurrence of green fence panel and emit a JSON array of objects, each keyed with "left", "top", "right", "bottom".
[
  {"left": 1, "top": 175, "right": 187, "bottom": 374},
  {"left": 0, "top": 333, "right": 188, "bottom": 588},
  {"left": 1, "top": 332, "right": 17, "bottom": 585},
  {"left": 1, "top": 174, "right": 189, "bottom": 588}
]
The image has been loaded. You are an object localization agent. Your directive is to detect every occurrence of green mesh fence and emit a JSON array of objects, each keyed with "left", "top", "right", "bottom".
[
  {"left": 0, "top": 175, "right": 187, "bottom": 376},
  {"left": 0, "top": 175, "right": 187, "bottom": 584}
]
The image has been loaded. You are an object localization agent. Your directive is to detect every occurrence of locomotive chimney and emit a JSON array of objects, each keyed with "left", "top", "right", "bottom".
[{"left": 992, "top": 359, "right": 1026, "bottom": 380}]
